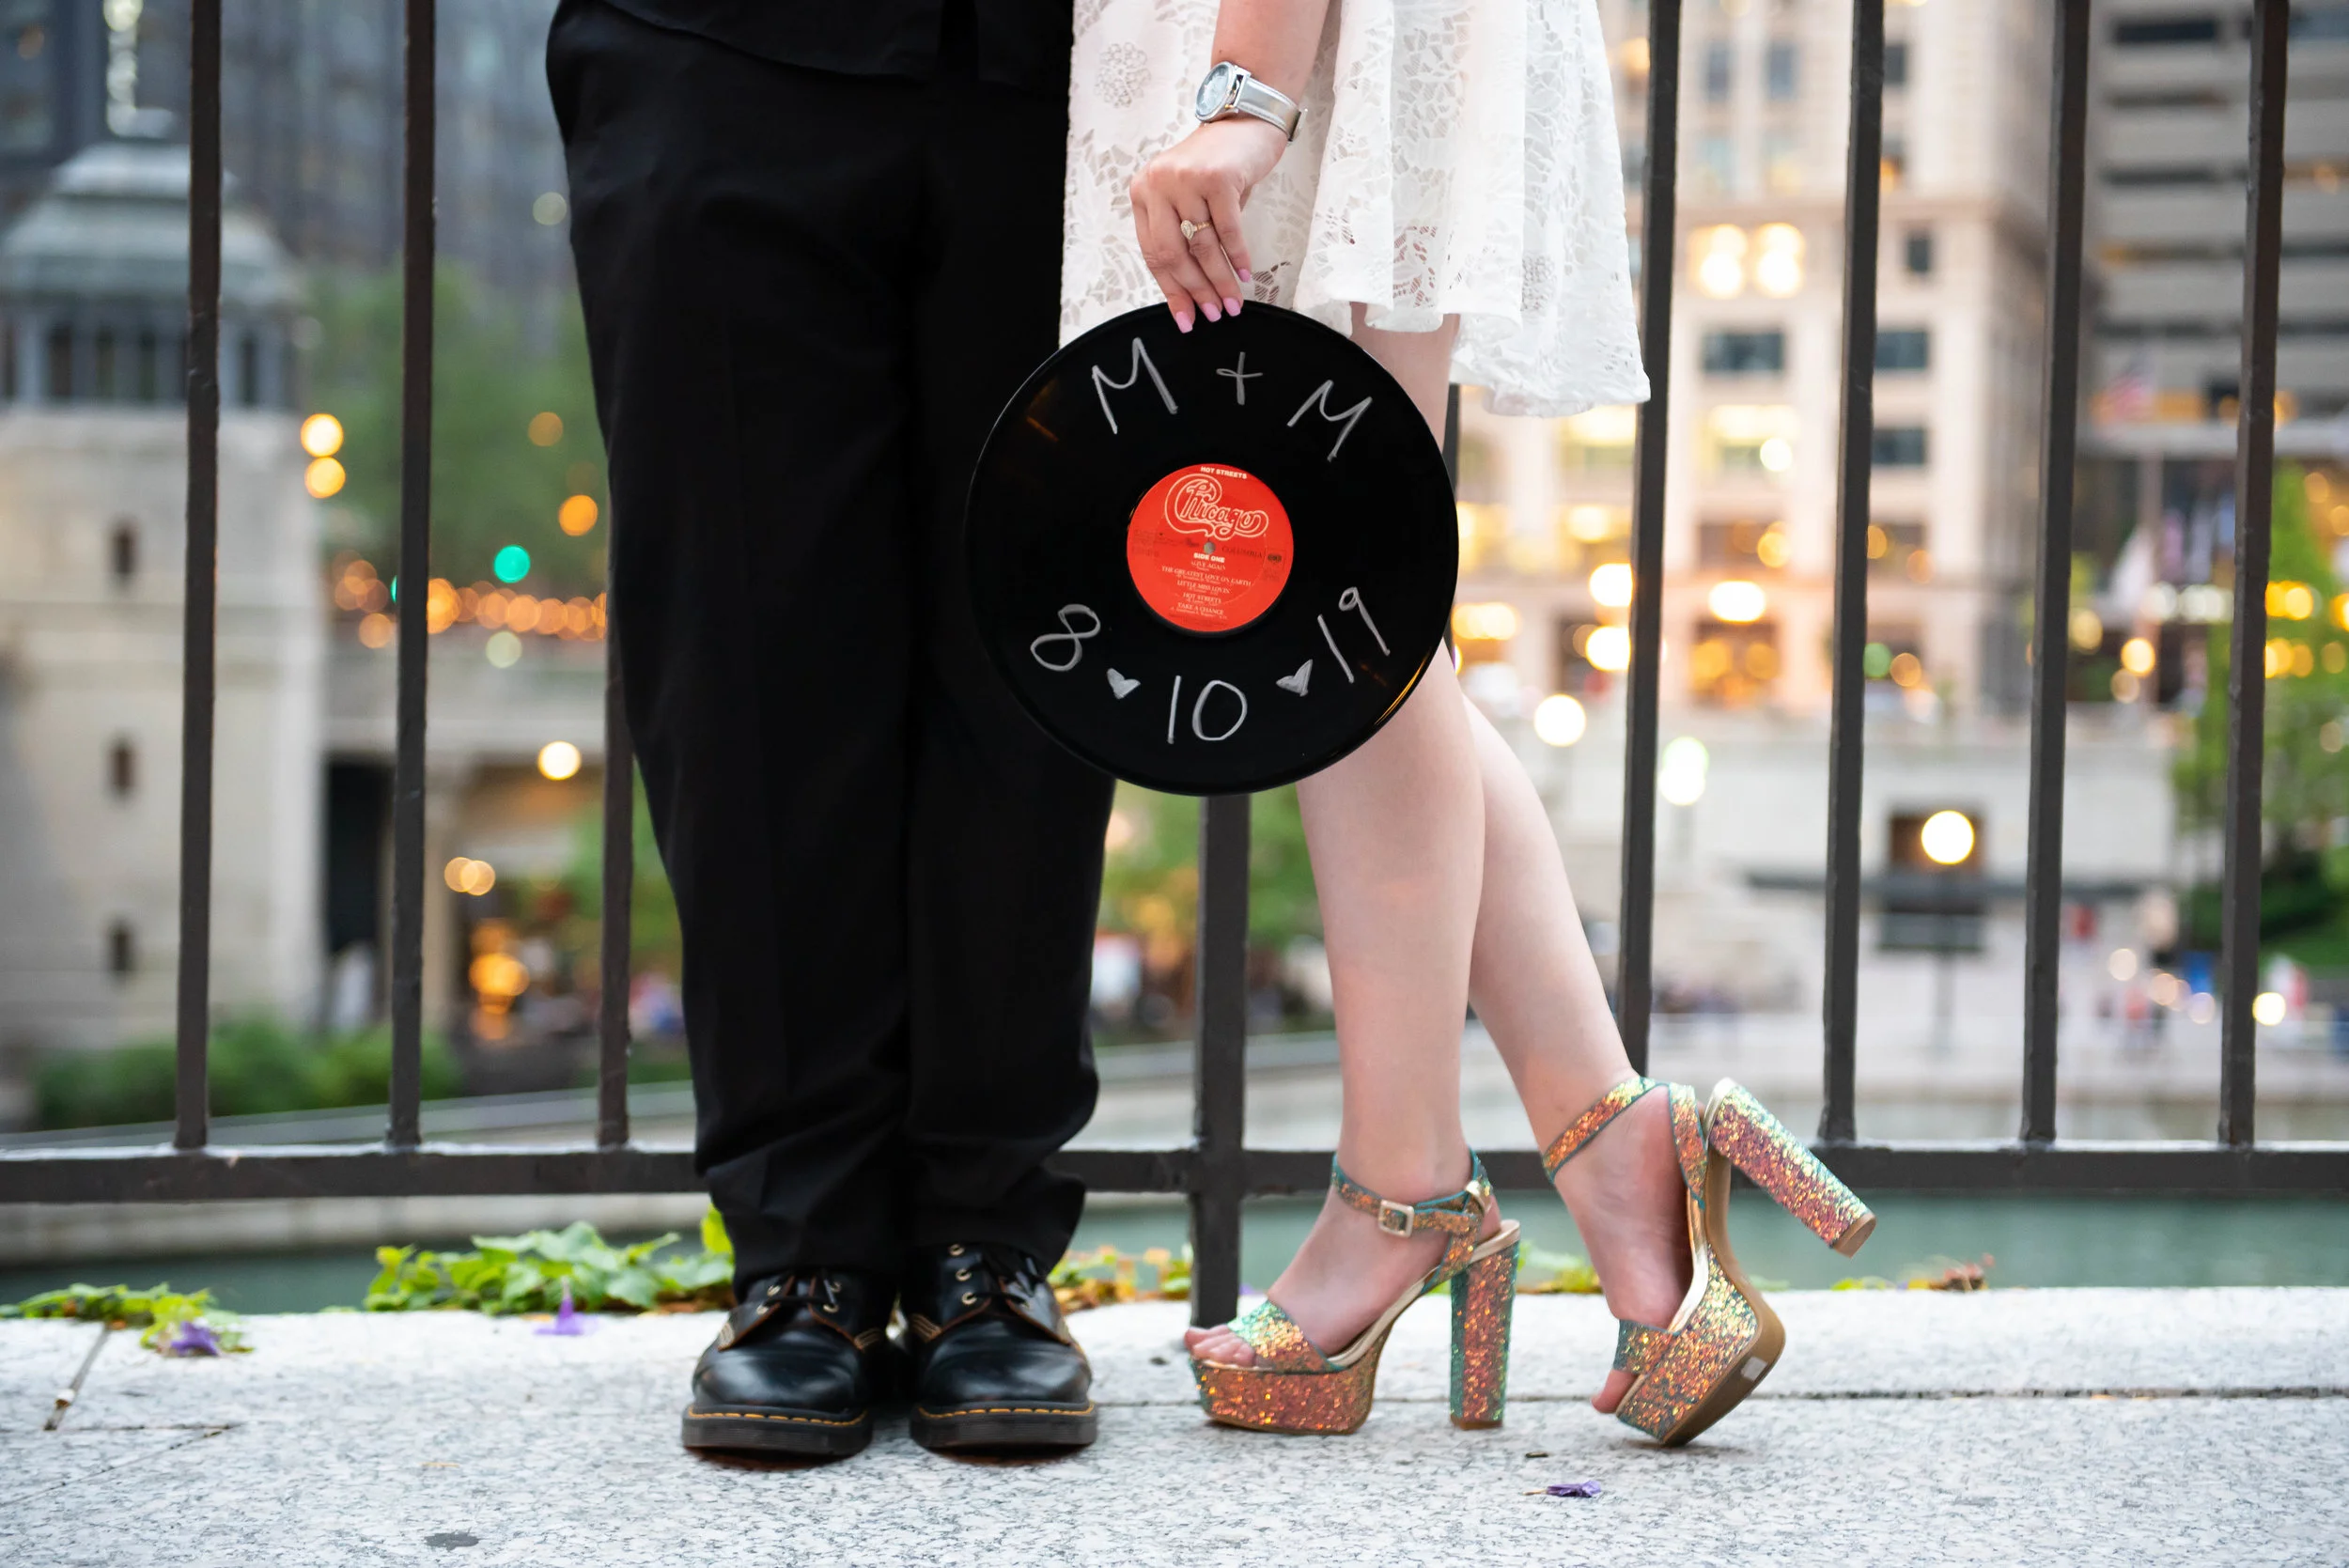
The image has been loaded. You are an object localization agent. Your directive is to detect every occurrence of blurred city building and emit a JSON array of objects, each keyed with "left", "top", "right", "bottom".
[
  {"left": 0, "top": 139, "right": 318, "bottom": 1071},
  {"left": 0, "top": 0, "right": 571, "bottom": 303},
  {"left": 1453, "top": 0, "right": 2215, "bottom": 1066},
  {"left": 2078, "top": 1, "right": 2349, "bottom": 680}
]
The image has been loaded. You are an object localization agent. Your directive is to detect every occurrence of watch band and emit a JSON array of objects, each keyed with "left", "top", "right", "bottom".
[{"left": 1229, "top": 76, "right": 1301, "bottom": 140}]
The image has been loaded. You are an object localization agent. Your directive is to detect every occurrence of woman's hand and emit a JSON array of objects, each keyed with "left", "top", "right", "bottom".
[{"left": 1129, "top": 116, "right": 1288, "bottom": 332}]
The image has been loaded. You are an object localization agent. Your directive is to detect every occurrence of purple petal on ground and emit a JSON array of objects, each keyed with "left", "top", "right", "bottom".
[
  {"left": 167, "top": 1321, "right": 224, "bottom": 1357},
  {"left": 1544, "top": 1481, "right": 1603, "bottom": 1498},
  {"left": 535, "top": 1283, "right": 593, "bottom": 1336}
]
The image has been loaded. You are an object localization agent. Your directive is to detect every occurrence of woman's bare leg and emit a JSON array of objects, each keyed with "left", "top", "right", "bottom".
[
  {"left": 1460, "top": 701, "right": 1688, "bottom": 1412},
  {"left": 1186, "top": 309, "right": 1500, "bottom": 1366},
  {"left": 1183, "top": 311, "right": 1685, "bottom": 1410}
]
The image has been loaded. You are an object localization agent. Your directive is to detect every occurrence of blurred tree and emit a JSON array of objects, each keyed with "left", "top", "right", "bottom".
[
  {"left": 2173, "top": 466, "right": 2349, "bottom": 955},
  {"left": 557, "top": 772, "right": 684, "bottom": 989},
  {"left": 1098, "top": 785, "right": 1321, "bottom": 964},
  {"left": 35, "top": 1019, "right": 460, "bottom": 1130},
  {"left": 304, "top": 265, "right": 610, "bottom": 597}
]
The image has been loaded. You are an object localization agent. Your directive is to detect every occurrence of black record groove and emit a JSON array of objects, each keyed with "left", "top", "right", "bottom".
[{"left": 966, "top": 304, "right": 1457, "bottom": 796}]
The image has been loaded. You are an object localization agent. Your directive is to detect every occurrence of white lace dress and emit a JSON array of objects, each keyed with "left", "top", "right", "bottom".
[{"left": 1061, "top": 0, "right": 1650, "bottom": 417}]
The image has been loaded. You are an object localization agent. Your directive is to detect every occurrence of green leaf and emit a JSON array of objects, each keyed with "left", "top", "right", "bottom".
[{"left": 605, "top": 1267, "right": 661, "bottom": 1310}]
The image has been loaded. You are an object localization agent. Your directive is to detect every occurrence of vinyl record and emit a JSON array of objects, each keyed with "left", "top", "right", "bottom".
[{"left": 967, "top": 304, "right": 1457, "bottom": 796}]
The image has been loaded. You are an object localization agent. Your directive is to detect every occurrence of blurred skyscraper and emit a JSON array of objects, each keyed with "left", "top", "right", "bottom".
[
  {"left": 0, "top": 0, "right": 570, "bottom": 302},
  {"left": 2078, "top": 2, "right": 2349, "bottom": 668}
]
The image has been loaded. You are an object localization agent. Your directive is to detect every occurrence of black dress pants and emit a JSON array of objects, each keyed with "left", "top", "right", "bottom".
[{"left": 547, "top": 0, "right": 1114, "bottom": 1286}]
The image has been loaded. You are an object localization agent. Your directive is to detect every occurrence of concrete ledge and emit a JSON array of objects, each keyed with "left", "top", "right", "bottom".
[{"left": 3, "top": 1290, "right": 2342, "bottom": 1565}]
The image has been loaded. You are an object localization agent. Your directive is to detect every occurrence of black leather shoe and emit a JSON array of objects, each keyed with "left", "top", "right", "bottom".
[
  {"left": 680, "top": 1269, "right": 899, "bottom": 1458},
  {"left": 901, "top": 1243, "right": 1097, "bottom": 1451}
]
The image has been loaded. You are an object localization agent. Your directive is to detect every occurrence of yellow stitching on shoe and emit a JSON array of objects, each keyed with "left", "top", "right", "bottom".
[
  {"left": 685, "top": 1407, "right": 866, "bottom": 1427},
  {"left": 914, "top": 1403, "right": 1097, "bottom": 1418}
]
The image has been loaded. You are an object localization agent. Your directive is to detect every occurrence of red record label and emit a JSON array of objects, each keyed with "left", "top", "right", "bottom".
[{"left": 1126, "top": 462, "right": 1294, "bottom": 634}]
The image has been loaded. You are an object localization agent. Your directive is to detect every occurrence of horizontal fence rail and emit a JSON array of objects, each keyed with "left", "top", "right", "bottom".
[{"left": 5, "top": 0, "right": 2345, "bottom": 1323}]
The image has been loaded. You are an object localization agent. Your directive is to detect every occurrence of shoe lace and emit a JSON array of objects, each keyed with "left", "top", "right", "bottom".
[{"left": 752, "top": 1271, "right": 842, "bottom": 1314}]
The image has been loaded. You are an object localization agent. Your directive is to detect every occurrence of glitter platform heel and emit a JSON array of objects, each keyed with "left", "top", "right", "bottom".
[
  {"left": 1543, "top": 1076, "right": 1875, "bottom": 1447},
  {"left": 1190, "top": 1157, "right": 1521, "bottom": 1436}
]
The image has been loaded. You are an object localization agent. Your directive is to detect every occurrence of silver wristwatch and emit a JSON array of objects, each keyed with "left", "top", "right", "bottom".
[{"left": 1193, "top": 61, "right": 1302, "bottom": 141}]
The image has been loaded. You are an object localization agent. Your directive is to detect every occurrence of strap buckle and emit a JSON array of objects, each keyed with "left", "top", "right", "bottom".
[{"left": 1376, "top": 1199, "right": 1415, "bottom": 1236}]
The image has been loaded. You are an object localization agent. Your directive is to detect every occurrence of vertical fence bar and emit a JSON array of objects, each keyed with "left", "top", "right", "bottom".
[
  {"left": 1616, "top": 0, "right": 1682, "bottom": 1075},
  {"left": 2220, "top": 0, "right": 2288, "bottom": 1148},
  {"left": 1819, "top": 0, "right": 1884, "bottom": 1144},
  {"left": 2020, "top": 0, "right": 2092, "bottom": 1145},
  {"left": 386, "top": 0, "right": 437, "bottom": 1149},
  {"left": 173, "top": 0, "right": 223, "bottom": 1154},
  {"left": 1188, "top": 794, "right": 1250, "bottom": 1327},
  {"left": 597, "top": 660, "right": 632, "bottom": 1150}
]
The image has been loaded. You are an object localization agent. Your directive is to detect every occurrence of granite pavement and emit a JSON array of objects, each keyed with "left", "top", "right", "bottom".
[{"left": 2, "top": 1289, "right": 2342, "bottom": 1566}]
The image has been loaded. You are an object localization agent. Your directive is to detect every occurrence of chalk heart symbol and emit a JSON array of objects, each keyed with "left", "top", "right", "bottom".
[
  {"left": 1276, "top": 660, "right": 1313, "bottom": 696},
  {"left": 1106, "top": 669, "right": 1141, "bottom": 700}
]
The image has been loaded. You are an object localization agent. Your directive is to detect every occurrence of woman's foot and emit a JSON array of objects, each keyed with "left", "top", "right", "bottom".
[
  {"left": 1547, "top": 1089, "right": 1695, "bottom": 1413},
  {"left": 1182, "top": 1180, "right": 1504, "bottom": 1367}
]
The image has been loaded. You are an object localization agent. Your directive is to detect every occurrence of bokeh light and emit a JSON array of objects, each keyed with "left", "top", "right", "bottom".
[
  {"left": 1693, "top": 225, "right": 1746, "bottom": 299},
  {"left": 2251, "top": 991, "right": 2288, "bottom": 1027},
  {"left": 443, "top": 857, "right": 497, "bottom": 895},
  {"left": 1753, "top": 224, "right": 1805, "bottom": 297},
  {"left": 486, "top": 630, "right": 522, "bottom": 667},
  {"left": 493, "top": 545, "right": 532, "bottom": 582},
  {"left": 537, "top": 740, "right": 583, "bottom": 781},
  {"left": 528, "top": 411, "right": 564, "bottom": 446},
  {"left": 1658, "top": 737, "right": 1708, "bottom": 806},
  {"left": 1584, "top": 625, "right": 1631, "bottom": 672},
  {"left": 1451, "top": 601, "right": 1521, "bottom": 641},
  {"left": 1533, "top": 693, "right": 1587, "bottom": 747},
  {"left": 1589, "top": 562, "right": 1634, "bottom": 608},
  {"left": 558, "top": 494, "right": 599, "bottom": 536},
  {"left": 299, "top": 412, "right": 344, "bottom": 458},
  {"left": 1707, "top": 580, "right": 1767, "bottom": 623},
  {"left": 1920, "top": 810, "right": 1975, "bottom": 866},
  {"left": 304, "top": 457, "right": 346, "bottom": 498}
]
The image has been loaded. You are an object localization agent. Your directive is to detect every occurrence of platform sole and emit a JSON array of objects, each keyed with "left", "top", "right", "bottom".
[
  {"left": 680, "top": 1404, "right": 873, "bottom": 1458},
  {"left": 909, "top": 1399, "right": 1097, "bottom": 1451}
]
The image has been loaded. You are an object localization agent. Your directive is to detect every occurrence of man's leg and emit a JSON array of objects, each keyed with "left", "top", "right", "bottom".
[
  {"left": 900, "top": 57, "right": 1116, "bottom": 1268},
  {"left": 872, "top": 32, "right": 1115, "bottom": 1455},
  {"left": 551, "top": 0, "right": 927, "bottom": 1284}
]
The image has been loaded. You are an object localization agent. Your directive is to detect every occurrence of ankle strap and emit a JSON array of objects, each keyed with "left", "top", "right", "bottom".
[
  {"left": 1330, "top": 1155, "right": 1493, "bottom": 1276},
  {"left": 1540, "top": 1076, "right": 1664, "bottom": 1180}
]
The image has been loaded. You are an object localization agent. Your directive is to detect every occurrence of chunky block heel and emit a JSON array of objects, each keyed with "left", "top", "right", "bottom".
[
  {"left": 1541, "top": 1075, "right": 1876, "bottom": 1446},
  {"left": 1704, "top": 1079, "right": 1876, "bottom": 1256},
  {"left": 1448, "top": 1237, "right": 1517, "bottom": 1428},
  {"left": 1190, "top": 1156, "right": 1519, "bottom": 1436}
]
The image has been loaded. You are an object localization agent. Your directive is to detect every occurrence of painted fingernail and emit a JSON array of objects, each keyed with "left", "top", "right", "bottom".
[
  {"left": 1238, "top": 268, "right": 1253, "bottom": 283},
  {"left": 1175, "top": 311, "right": 1194, "bottom": 334},
  {"left": 1224, "top": 296, "right": 1242, "bottom": 316},
  {"left": 1200, "top": 301, "right": 1221, "bottom": 323}
]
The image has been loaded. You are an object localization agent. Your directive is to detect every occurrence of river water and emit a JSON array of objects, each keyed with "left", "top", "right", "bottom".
[{"left": 3, "top": 1192, "right": 2341, "bottom": 1313}]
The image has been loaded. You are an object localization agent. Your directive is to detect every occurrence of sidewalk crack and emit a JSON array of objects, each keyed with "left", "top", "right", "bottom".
[{"left": 0, "top": 1424, "right": 237, "bottom": 1510}]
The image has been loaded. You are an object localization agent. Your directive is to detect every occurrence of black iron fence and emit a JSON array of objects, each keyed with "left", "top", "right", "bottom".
[{"left": 0, "top": 0, "right": 2341, "bottom": 1330}]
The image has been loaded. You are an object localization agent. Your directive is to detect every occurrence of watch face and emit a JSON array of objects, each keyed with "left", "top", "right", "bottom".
[{"left": 1195, "top": 62, "right": 1237, "bottom": 119}]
